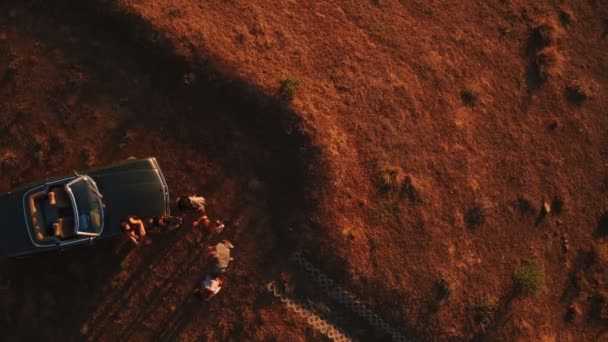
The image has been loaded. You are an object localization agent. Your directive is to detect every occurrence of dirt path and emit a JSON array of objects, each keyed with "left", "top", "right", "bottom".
[{"left": 0, "top": 1, "right": 318, "bottom": 340}]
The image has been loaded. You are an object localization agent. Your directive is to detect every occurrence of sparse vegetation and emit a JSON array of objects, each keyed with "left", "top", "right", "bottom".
[
  {"left": 566, "top": 79, "right": 592, "bottom": 105},
  {"left": 33, "top": 138, "right": 50, "bottom": 162},
  {"left": 436, "top": 278, "right": 451, "bottom": 300},
  {"left": 82, "top": 146, "right": 96, "bottom": 167},
  {"left": 593, "top": 242, "right": 608, "bottom": 265},
  {"left": 534, "top": 47, "right": 561, "bottom": 82},
  {"left": 515, "top": 196, "right": 535, "bottom": 215},
  {"left": 472, "top": 297, "right": 498, "bottom": 325},
  {"left": 372, "top": 201, "right": 400, "bottom": 220},
  {"left": 590, "top": 292, "right": 608, "bottom": 321},
  {"left": 279, "top": 76, "right": 301, "bottom": 102},
  {"left": 528, "top": 21, "right": 557, "bottom": 52},
  {"left": 0, "top": 150, "right": 17, "bottom": 169},
  {"left": 460, "top": 89, "right": 476, "bottom": 106},
  {"left": 401, "top": 176, "right": 420, "bottom": 202},
  {"left": 379, "top": 165, "right": 405, "bottom": 192},
  {"left": 558, "top": 9, "right": 572, "bottom": 27},
  {"left": 551, "top": 196, "right": 564, "bottom": 214},
  {"left": 378, "top": 165, "right": 420, "bottom": 202},
  {"left": 514, "top": 259, "right": 546, "bottom": 296},
  {"left": 465, "top": 204, "right": 486, "bottom": 228},
  {"left": 597, "top": 212, "right": 608, "bottom": 236}
]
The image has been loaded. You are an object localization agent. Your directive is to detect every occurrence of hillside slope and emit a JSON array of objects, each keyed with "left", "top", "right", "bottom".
[{"left": 1, "top": 0, "right": 607, "bottom": 340}]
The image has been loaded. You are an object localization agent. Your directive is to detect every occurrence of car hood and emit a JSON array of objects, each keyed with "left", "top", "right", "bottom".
[
  {"left": 91, "top": 168, "right": 168, "bottom": 236},
  {"left": 0, "top": 191, "right": 34, "bottom": 256}
]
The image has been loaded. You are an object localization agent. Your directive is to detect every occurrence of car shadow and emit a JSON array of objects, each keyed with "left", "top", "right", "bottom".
[{"left": 0, "top": 0, "right": 314, "bottom": 340}]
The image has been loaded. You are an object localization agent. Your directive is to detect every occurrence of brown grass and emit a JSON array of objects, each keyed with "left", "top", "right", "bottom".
[{"left": 534, "top": 47, "right": 563, "bottom": 82}]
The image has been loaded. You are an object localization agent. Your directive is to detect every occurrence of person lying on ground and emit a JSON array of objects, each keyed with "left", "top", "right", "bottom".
[
  {"left": 194, "top": 275, "right": 223, "bottom": 301},
  {"left": 147, "top": 215, "right": 183, "bottom": 233},
  {"left": 208, "top": 240, "right": 234, "bottom": 276}
]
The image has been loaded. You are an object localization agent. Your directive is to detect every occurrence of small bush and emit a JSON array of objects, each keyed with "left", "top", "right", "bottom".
[
  {"left": 472, "top": 298, "right": 498, "bottom": 324},
  {"left": 436, "top": 278, "right": 451, "bottom": 300},
  {"left": 33, "top": 138, "right": 50, "bottom": 162},
  {"left": 594, "top": 242, "right": 608, "bottom": 265},
  {"left": 514, "top": 259, "right": 546, "bottom": 296},
  {"left": 465, "top": 204, "right": 486, "bottom": 228},
  {"left": 372, "top": 201, "right": 399, "bottom": 220},
  {"left": 82, "top": 146, "right": 96, "bottom": 167},
  {"left": 528, "top": 21, "right": 557, "bottom": 52},
  {"left": 566, "top": 79, "right": 592, "bottom": 105},
  {"left": 558, "top": 9, "right": 573, "bottom": 26},
  {"left": 279, "top": 76, "right": 301, "bottom": 102},
  {"left": 460, "top": 89, "right": 476, "bottom": 106},
  {"left": 591, "top": 292, "right": 608, "bottom": 321},
  {"left": 598, "top": 212, "right": 608, "bottom": 236},
  {"left": 401, "top": 176, "right": 420, "bottom": 202},
  {"left": 515, "top": 196, "right": 535, "bottom": 215},
  {"left": 534, "top": 47, "right": 561, "bottom": 82},
  {"left": 379, "top": 165, "right": 405, "bottom": 192},
  {"left": 0, "top": 150, "right": 17, "bottom": 169},
  {"left": 551, "top": 196, "right": 564, "bottom": 214}
]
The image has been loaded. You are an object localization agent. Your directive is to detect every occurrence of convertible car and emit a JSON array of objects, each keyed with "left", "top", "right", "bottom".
[{"left": 0, "top": 157, "right": 170, "bottom": 257}]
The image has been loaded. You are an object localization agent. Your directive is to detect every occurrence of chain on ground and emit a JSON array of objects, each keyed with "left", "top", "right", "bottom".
[
  {"left": 290, "top": 252, "right": 408, "bottom": 342},
  {"left": 266, "top": 281, "right": 353, "bottom": 342}
]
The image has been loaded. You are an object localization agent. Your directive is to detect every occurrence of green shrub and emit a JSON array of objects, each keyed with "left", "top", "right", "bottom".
[
  {"left": 514, "top": 259, "right": 546, "bottom": 296},
  {"left": 279, "top": 76, "right": 301, "bottom": 101},
  {"left": 472, "top": 297, "right": 498, "bottom": 324}
]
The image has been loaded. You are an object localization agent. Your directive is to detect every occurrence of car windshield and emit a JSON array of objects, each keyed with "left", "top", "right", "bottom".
[{"left": 65, "top": 176, "right": 104, "bottom": 236}]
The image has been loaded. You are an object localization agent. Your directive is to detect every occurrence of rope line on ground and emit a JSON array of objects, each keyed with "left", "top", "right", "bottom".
[
  {"left": 290, "top": 252, "right": 408, "bottom": 342},
  {"left": 266, "top": 281, "right": 353, "bottom": 342}
]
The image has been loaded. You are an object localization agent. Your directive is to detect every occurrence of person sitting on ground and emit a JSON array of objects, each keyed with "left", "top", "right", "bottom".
[
  {"left": 120, "top": 220, "right": 139, "bottom": 246},
  {"left": 195, "top": 275, "right": 223, "bottom": 301},
  {"left": 148, "top": 215, "right": 183, "bottom": 233},
  {"left": 177, "top": 195, "right": 208, "bottom": 227},
  {"left": 121, "top": 216, "right": 149, "bottom": 246}
]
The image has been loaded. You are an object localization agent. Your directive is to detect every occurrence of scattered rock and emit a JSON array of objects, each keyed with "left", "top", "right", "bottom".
[
  {"left": 543, "top": 201, "right": 551, "bottom": 214},
  {"left": 0, "top": 32, "right": 6, "bottom": 41}
]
